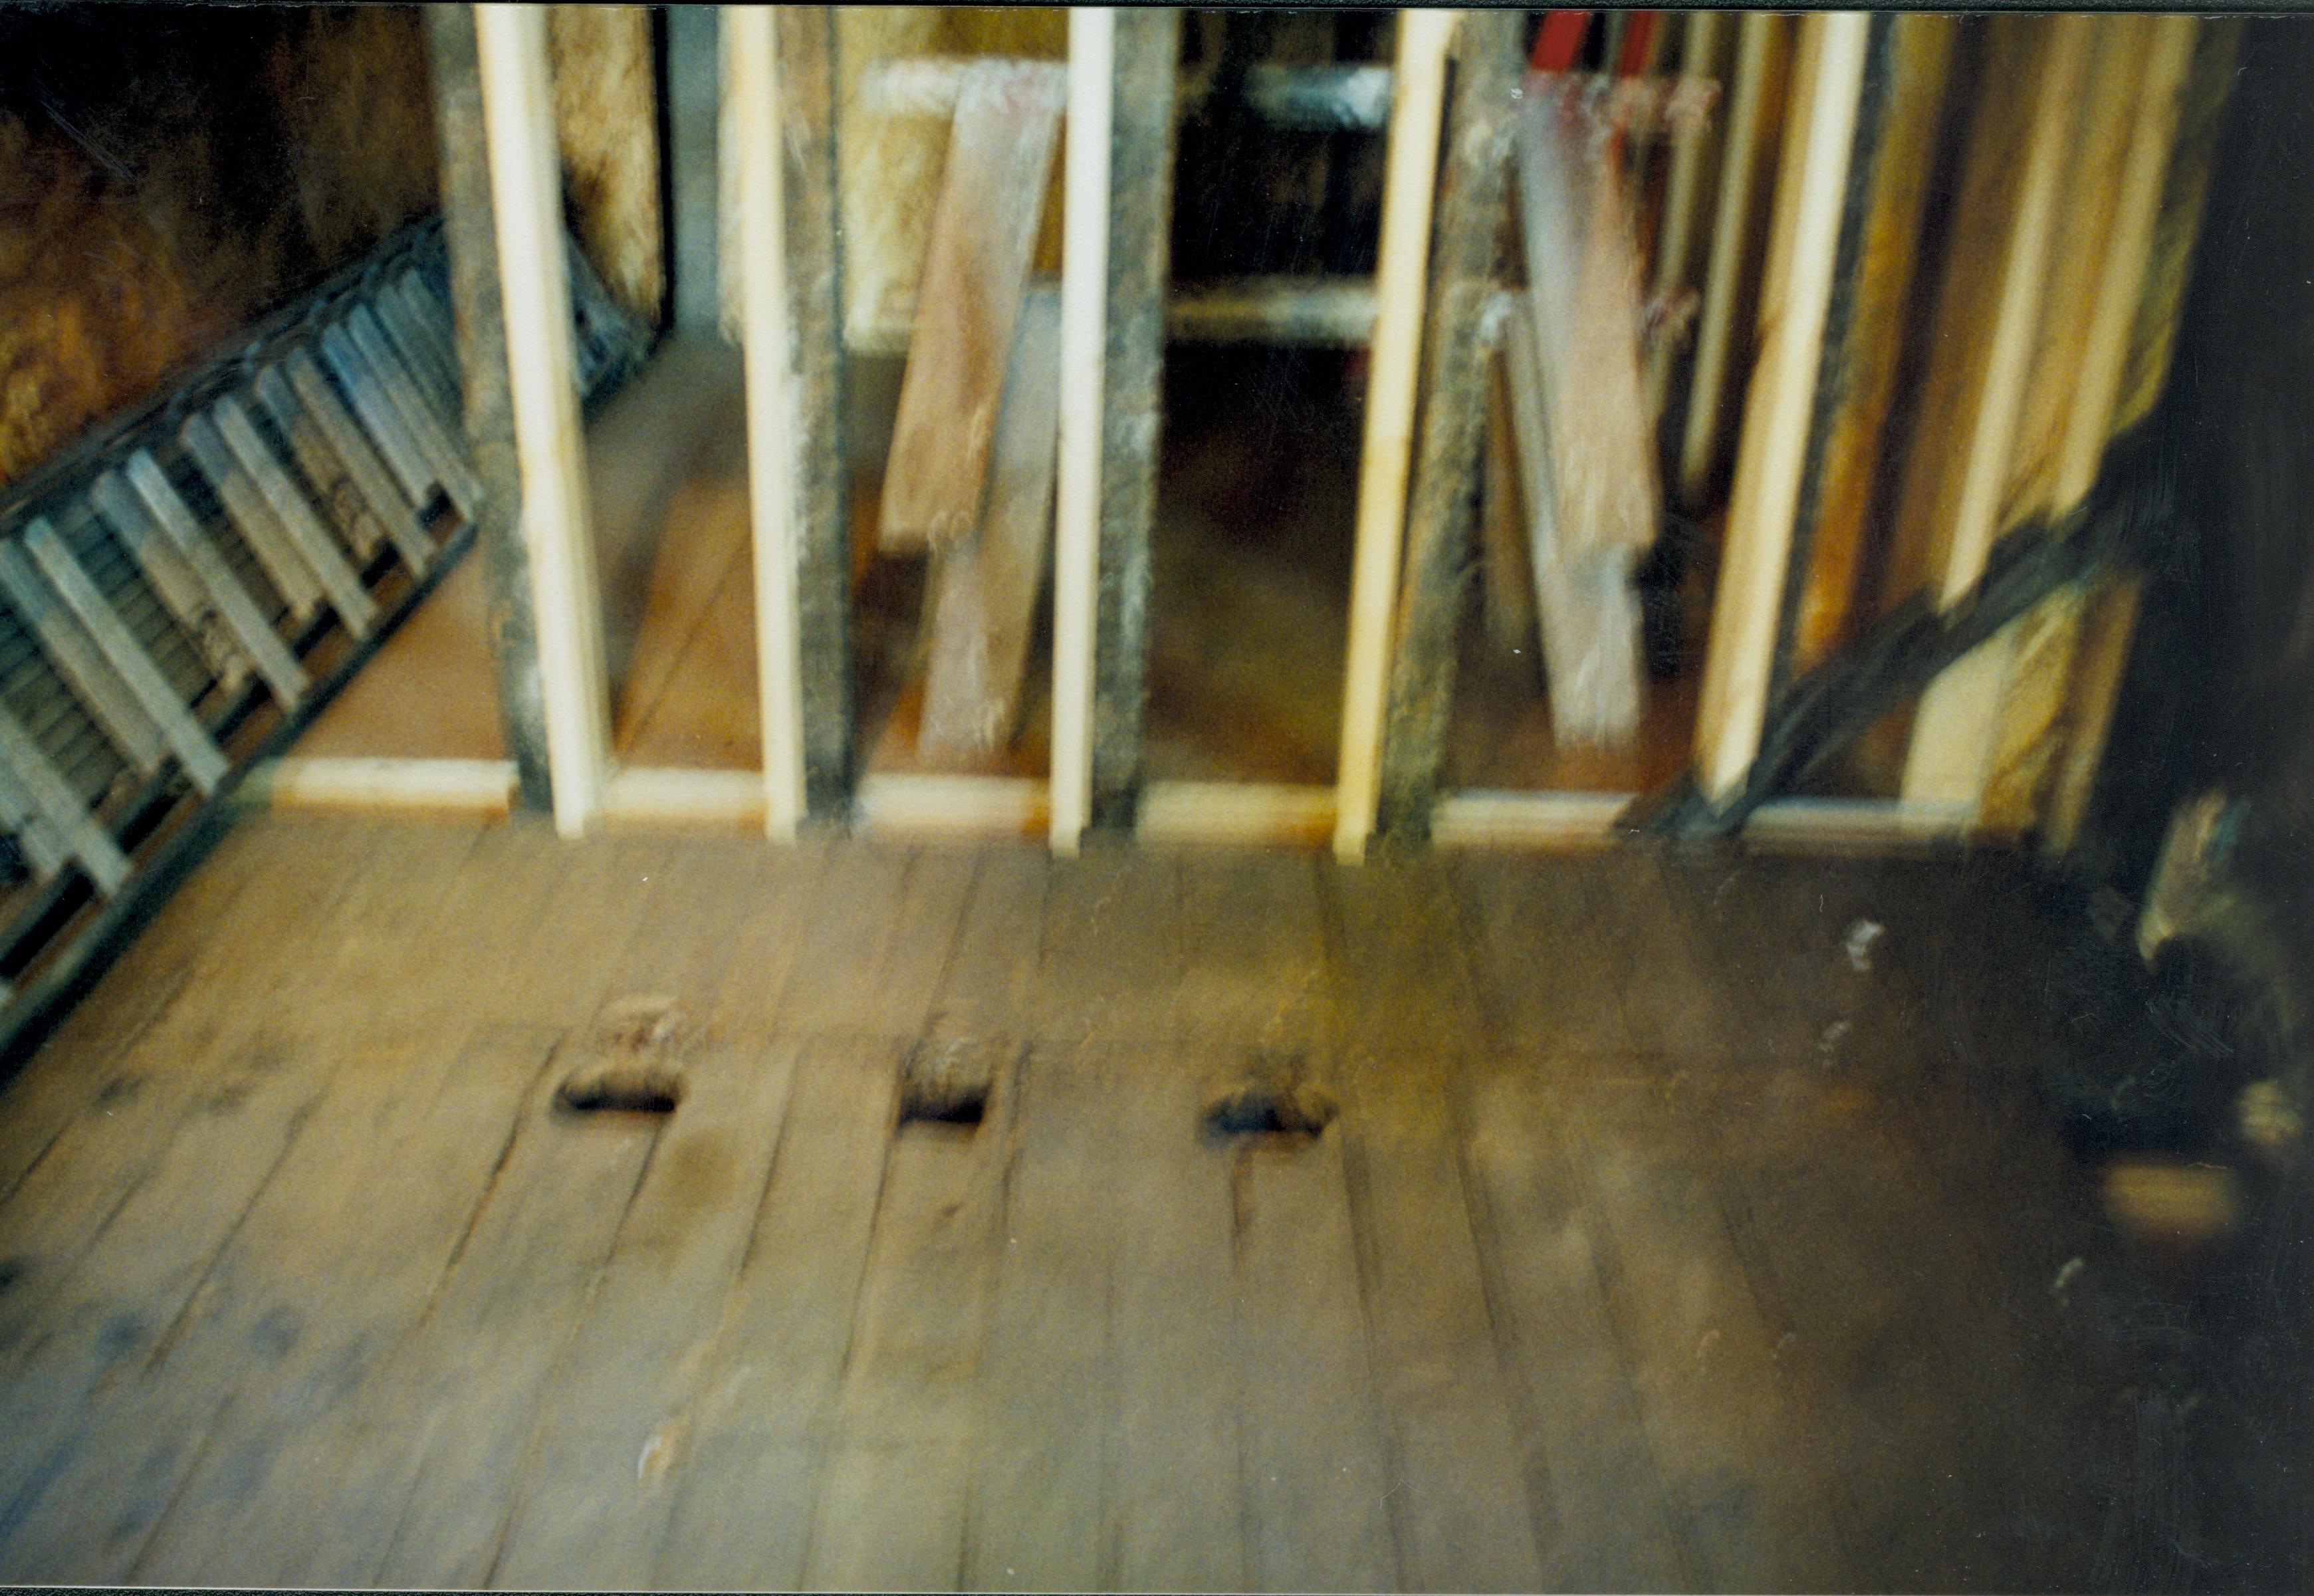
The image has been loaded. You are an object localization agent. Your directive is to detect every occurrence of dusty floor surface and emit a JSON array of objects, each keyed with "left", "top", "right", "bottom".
[{"left": 0, "top": 813, "right": 2279, "bottom": 1590}]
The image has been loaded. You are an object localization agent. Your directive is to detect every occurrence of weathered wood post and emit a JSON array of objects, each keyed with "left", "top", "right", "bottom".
[{"left": 425, "top": 3, "right": 552, "bottom": 813}]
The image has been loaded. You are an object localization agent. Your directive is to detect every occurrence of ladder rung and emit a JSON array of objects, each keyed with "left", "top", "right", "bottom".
[
  {"left": 211, "top": 398, "right": 379, "bottom": 635},
  {"left": 179, "top": 414, "right": 328, "bottom": 625},
  {"left": 0, "top": 538, "right": 169, "bottom": 777},
  {"left": 0, "top": 696, "right": 130, "bottom": 895},
  {"left": 393, "top": 269, "right": 466, "bottom": 398},
  {"left": 23, "top": 519, "right": 230, "bottom": 794},
  {"left": 0, "top": 755, "right": 69, "bottom": 881},
  {"left": 121, "top": 453, "right": 308, "bottom": 708},
  {"left": 373, "top": 282, "right": 460, "bottom": 417},
  {"left": 316, "top": 328, "right": 439, "bottom": 515},
  {"left": 262, "top": 361, "right": 433, "bottom": 578},
  {"left": 344, "top": 308, "right": 484, "bottom": 517},
  {"left": 89, "top": 470, "right": 255, "bottom": 695}
]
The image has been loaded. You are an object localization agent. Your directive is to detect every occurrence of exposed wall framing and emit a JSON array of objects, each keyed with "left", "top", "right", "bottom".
[{"left": 221, "top": 7, "right": 2243, "bottom": 863}]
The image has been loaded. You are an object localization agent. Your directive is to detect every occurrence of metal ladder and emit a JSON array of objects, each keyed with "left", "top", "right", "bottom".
[{"left": 0, "top": 216, "right": 645, "bottom": 1020}]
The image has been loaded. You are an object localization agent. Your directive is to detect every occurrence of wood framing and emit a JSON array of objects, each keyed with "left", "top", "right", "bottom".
[
  {"left": 776, "top": 7, "right": 854, "bottom": 818},
  {"left": 1374, "top": 7, "right": 1523, "bottom": 839},
  {"left": 1677, "top": 12, "right": 1785, "bottom": 509},
  {"left": 1645, "top": 11, "right": 1725, "bottom": 422},
  {"left": 725, "top": 5, "right": 806, "bottom": 840},
  {"left": 425, "top": 3, "right": 552, "bottom": 814},
  {"left": 1089, "top": 7, "right": 1181, "bottom": 828},
  {"left": 475, "top": 1, "right": 612, "bottom": 838},
  {"left": 1692, "top": 12, "right": 1872, "bottom": 804},
  {"left": 1332, "top": 7, "right": 1457, "bottom": 864},
  {"left": 1898, "top": 15, "right": 2094, "bottom": 815},
  {"left": 248, "top": 756, "right": 521, "bottom": 817},
  {"left": 1135, "top": 782, "right": 1336, "bottom": 850},
  {"left": 1047, "top": 8, "right": 1116, "bottom": 855}
]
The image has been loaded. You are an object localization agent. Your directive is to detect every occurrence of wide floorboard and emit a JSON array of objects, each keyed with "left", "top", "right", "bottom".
[{"left": 0, "top": 815, "right": 2205, "bottom": 1589}]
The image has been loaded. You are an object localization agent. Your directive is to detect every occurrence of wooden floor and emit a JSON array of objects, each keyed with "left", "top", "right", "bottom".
[{"left": 0, "top": 814, "right": 2190, "bottom": 1590}]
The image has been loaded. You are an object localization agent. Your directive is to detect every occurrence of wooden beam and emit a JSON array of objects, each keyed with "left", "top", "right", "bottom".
[
  {"left": 1980, "top": 15, "right": 2202, "bottom": 842},
  {"left": 1644, "top": 11, "right": 1726, "bottom": 423},
  {"left": 875, "top": 60, "right": 1065, "bottom": 554},
  {"left": 473, "top": 2, "right": 610, "bottom": 836},
  {"left": 665, "top": 5, "right": 722, "bottom": 336},
  {"left": 856, "top": 773, "right": 1047, "bottom": 842},
  {"left": 1135, "top": 782, "right": 1335, "bottom": 850},
  {"left": 778, "top": 7, "right": 854, "bottom": 818},
  {"left": 725, "top": 4, "right": 806, "bottom": 840},
  {"left": 247, "top": 756, "right": 520, "bottom": 817},
  {"left": 1691, "top": 13, "right": 1872, "bottom": 804},
  {"left": 1898, "top": 15, "right": 2095, "bottom": 816},
  {"left": 1048, "top": 7, "right": 1115, "bottom": 856},
  {"left": 1373, "top": 9, "right": 1528, "bottom": 839},
  {"left": 1089, "top": 7, "right": 1181, "bottom": 828},
  {"left": 1331, "top": 7, "right": 1458, "bottom": 864},
  {"left": 1677, "top": 12, "right": 1785, "bottom": 509},
  {"left": 1788, "top": 15, "right": 1959, "bottom": 675}
]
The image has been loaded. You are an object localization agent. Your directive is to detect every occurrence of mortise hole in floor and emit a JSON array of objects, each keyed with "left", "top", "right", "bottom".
[
  {"left": 1203, "top": 1052, "right": 1337, "bottom": 1139},
  {"left": 897, "top": 1038, "right": 1003, "bottom": 1128},
  {"left": 555, "top": 1063, "right": 684, "bottom": 1116}
]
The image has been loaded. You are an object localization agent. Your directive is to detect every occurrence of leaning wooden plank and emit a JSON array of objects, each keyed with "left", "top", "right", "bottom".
[
  {"left": 210, "top": 396, "right": 379, "bottom": 633},
  {"left": 1982, "top": 17, "right": 2204, "bottom": 839},
  {"left": 1677, "top": 12, "right": 1786, "bottom": 508},
  {"left": 877, "top": 59, "right": 1066, "bottom": 554},
  {"left": 1644, "top": 11, "right": 1726, "bottom": 422},
  {"left": 1691, "top": 13, "right": 1871, "bottom": 804},
  {"left": 1478, "top": 342, "right": 1539, "bottom": 655},
  {"left": 1789, "top": 15, "right": 1960, "bottom": 674},
  {"left": 177, "top": 413, "right": 329, "bottom": 624},
  {"left": 1502, "top": 294, "right": 1645, "bottom": 748},
  {"left": 920, "top": 288, "right": 1062, "bottom": 754},
  {"left": 1333, "top": 9, "right": 1458, "bottom": 863},
  {"left": 1514, "top": 69, "right": 1661, "bottom": 566},
  {"left": 116, "top": 454, "right": 308, "bottom": 707},
  {"left": 0, "top": 539, "right": 168, "bottom": 776},
  {"left": 1375, "top": 7, "right": 1524, "bottom": 832},
  {"left": 21, "top": 520, "right": 228, "bottom": 792},
  {"left": 1899, "top": 16, "right": 2095, "bottom": 814}
]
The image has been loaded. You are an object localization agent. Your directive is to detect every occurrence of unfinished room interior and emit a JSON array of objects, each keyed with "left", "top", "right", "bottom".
[{"left": 1, "top": 3, "right": 2311, "bottom": 1589}]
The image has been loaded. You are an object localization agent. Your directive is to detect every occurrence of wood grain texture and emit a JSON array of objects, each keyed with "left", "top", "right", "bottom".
[
  {"left": 1377, "top": 9, "right": 1524, "bottom": 836},
  {"left": 0, "top": 817, "right": 2195, "bottom": 1590},
  {"left": 920, "top": 289, "right": 1061, "bottom": 755},
  {"left": 877, "top": 61, "right": 1065, "bottom": 555},
  {"left": 1088, "top": 9, "right": 1182, "bottom": 826}
]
